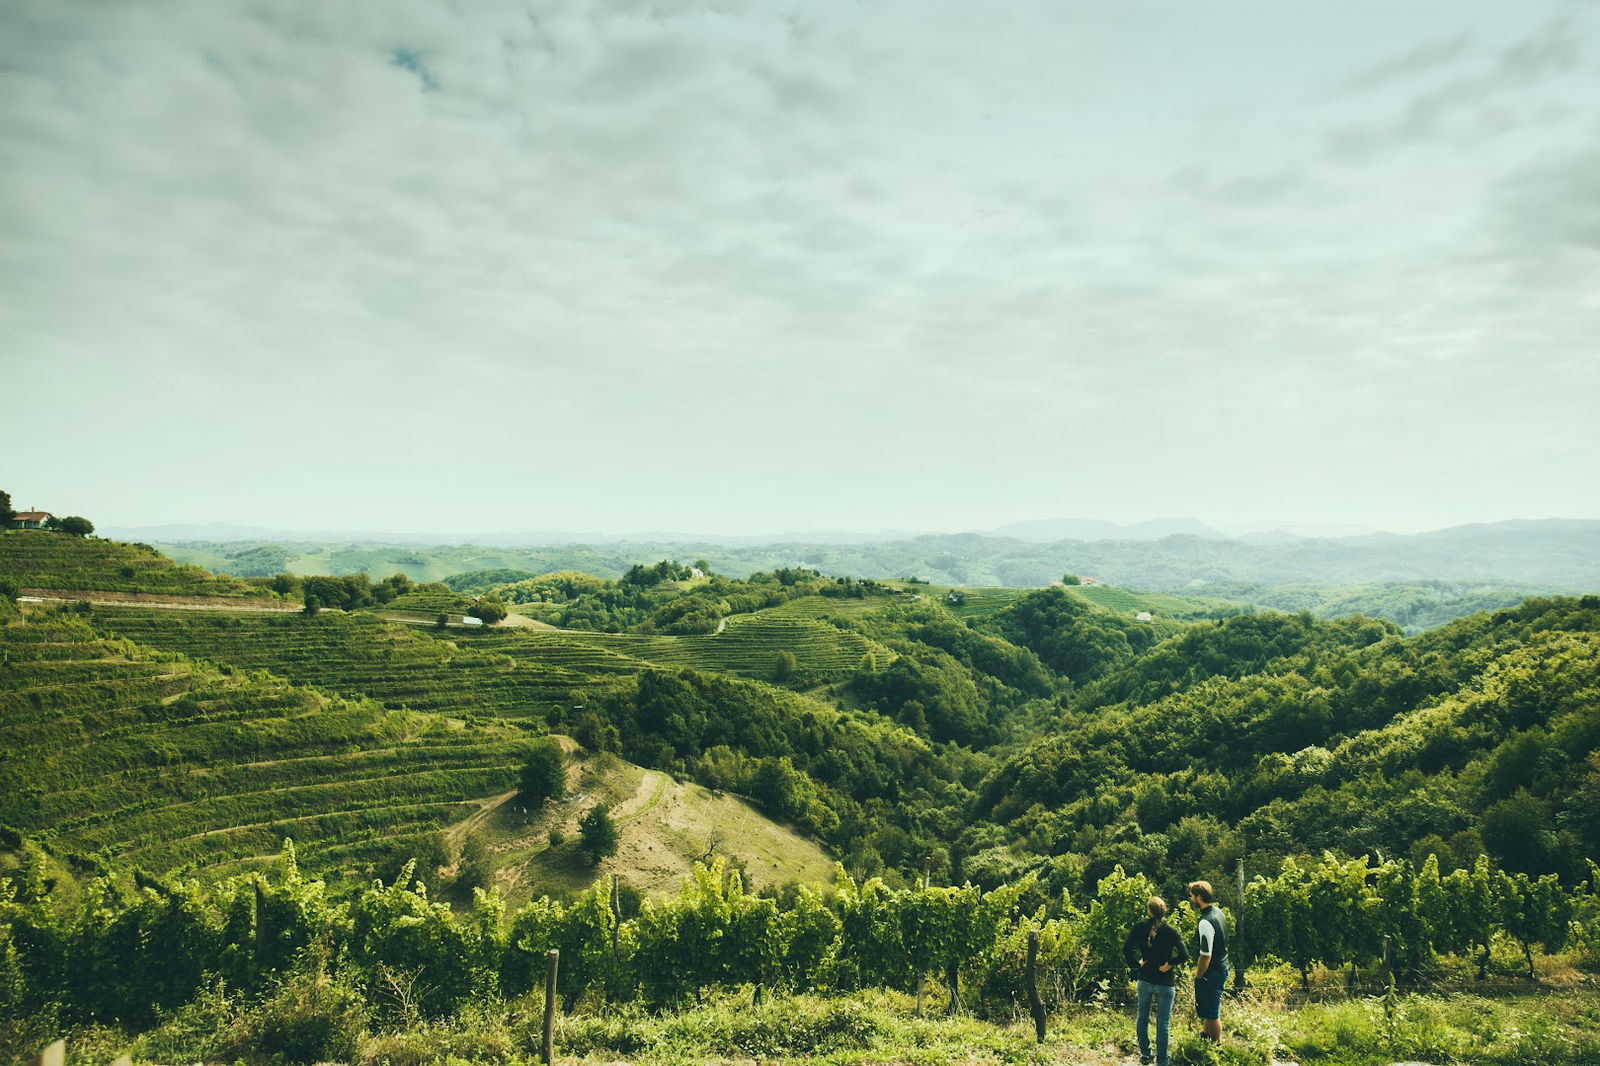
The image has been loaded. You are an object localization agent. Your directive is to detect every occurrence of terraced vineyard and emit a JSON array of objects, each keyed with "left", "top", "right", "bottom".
[
  {"left": 449, "top": 629, "right": 655, "bottom": 676},
  {"left": 84, "top": 608, "right": 605, "bottom": 723},
  {"left": 1061, "top": 584, "right": 1232, "bottom": 619},
  {"left": 759, "top": 594, "right": 906, "bottom": 620},
  {"left": 544, "top": 614, "right": 896, "bottom": 687},
  {"left": 0, "top": 609, "right": 527, "bottom": 880},
  {"left": 937, "top": 586, "right": 1033, "bottom": 622},
  {"left": 377, "top": 585, "right": 472, "bottom": 615},
  {"left": 441, "top": 613, "right": 896, "bottom": 689},
  {"left": 0, "top": 531, "right": 271, "bottom": 598}
]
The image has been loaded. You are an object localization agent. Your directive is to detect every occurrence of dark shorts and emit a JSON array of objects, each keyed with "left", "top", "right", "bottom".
[{"left": 1195, "top": 964, "right": 1228, "bottom": 1020}]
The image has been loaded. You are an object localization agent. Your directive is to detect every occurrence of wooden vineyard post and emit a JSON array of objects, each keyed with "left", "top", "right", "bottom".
[
  {"left": 543, "top": 948, "right": 559, "bottom": 1065},
  {"left": 610, "top": 874, "right": 621, "bottom": 970},
  {"left": 1234, "top": 857, "right": 1246, "bottom": 993},
  {"left": 1381, "top": 936, "right": 1396, "bottom": 1018},
  {"left": 1026, "top": 928, "right": 1046, "bottom": 1043},
  {"left": 30, "top": 1040, "right": 64, "bottom": 1066}
]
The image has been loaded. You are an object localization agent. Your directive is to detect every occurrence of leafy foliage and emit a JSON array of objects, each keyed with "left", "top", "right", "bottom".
[{"left": 518, "top": 738, "right": 566, "bottom": 809}]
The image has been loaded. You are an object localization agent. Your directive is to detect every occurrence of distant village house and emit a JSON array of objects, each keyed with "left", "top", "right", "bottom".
[{"left": 7, "top": 510, "right": 52, "bottom": 530}]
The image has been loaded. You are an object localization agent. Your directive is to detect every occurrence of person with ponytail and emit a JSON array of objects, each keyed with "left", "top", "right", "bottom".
[{"left": 1123, "top": 895, "right": 1187, "bottom": 1066}]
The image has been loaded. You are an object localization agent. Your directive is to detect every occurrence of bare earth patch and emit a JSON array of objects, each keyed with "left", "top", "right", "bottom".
[{"left": 457, "top": 749, "right": 835, "bottom": 903}]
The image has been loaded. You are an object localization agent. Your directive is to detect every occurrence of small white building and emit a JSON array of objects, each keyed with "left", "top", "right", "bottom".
[{"left": 460, "top": 616, "right": 484, "bottom": 626}]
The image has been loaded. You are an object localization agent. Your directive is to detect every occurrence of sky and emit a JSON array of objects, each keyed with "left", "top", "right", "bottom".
[{"left": 3, "top": 0, "right": 1598, "bottom": 538}]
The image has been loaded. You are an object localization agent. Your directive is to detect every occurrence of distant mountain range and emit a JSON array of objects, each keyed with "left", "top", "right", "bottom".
[
  {"left": 989, "top": 517, "right": 1232, "bottom": 541},
  {"left": 105, "top": 516, "right": 1590, "bottom": 548},
  {"left": 126, "top": 518, "right": 1600, "bottom": 592},
  {"left": 100, "top": 521, "right": 926, "bottom": 546}
]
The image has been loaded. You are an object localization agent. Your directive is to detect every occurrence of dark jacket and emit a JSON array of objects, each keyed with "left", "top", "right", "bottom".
[{"left": 1123, "top": 917, "right": 1188, "bottom": 986}]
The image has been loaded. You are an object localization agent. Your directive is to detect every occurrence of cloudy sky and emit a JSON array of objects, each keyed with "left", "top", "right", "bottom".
[{"left": 4, "top": 0, "right": 1598, "bottom": 538}]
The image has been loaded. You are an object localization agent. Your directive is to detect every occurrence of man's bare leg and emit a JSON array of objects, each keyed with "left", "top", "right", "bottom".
[{"left": 1201, "top": 1019, "right": 1221, "bottom": 1042}]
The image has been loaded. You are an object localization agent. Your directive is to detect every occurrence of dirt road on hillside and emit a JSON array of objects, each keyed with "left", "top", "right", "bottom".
[{"left": 19, "top": 591, "right": 302, "bottom": 612}]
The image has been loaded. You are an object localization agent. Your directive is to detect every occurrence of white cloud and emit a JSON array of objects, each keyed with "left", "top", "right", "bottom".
[{"left": 2, "top": 0, "right": 1598, "bottom": 533}]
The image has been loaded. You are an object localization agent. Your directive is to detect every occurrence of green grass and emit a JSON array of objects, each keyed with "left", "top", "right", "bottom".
[
  {"left": 106, "top": 983, "right": 1600, "bottom": 1066},
  {"left": 0, "top": 608, "right": 528, "bottom": 880}
]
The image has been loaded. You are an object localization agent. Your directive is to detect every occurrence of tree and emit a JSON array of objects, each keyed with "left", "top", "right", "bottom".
[
  {"left": 44, "top": 515, "right": 94, "bottom": 537},
  {"left": 0, "top": 490, "right": 13, "bottom": 526},
  {"left": 302, "top": 574, "right": 373, "bottom": 611},
  {"left": 1481, "top": 790, "right": 1553, "bottom": 874},
  {"left": 578, "top": 804, "right": 619, "bottom": 866},
  {"left": 519, "top": 738, "right": 566, "bottom": 809},
  {"left": 468, "top": 596, "right": 508, "bottom": 624},
  {"left": 454, "top": 835, "right": 493, "bottom": 895},
  {"left": 573, "top": 712, "right": 620, "bottom": 753},
  {"left": 1061, "top": 573, "right": 1082, "bottom": 585},
  {"left": 772, "top": 650, "right": 797, "bottom": 683}
]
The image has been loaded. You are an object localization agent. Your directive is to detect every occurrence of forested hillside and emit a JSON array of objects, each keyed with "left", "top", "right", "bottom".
[{"left": 4, "top": 533, "right": 1596, "bottom": 903}]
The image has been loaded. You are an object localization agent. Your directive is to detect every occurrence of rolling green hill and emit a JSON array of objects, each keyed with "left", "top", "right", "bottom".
[
  {"left": 0, "top": 607, "right": 527, "bottom": 882},
  {"left": 82, "top": 608, "right": 600, "bottom": 724},
  {"left": 529, "top": 613, "right": 896, "bottom": 689},
  {"left": 0, "top": 531, "right": 272, "bottom": 599},
  {"left": 151, "top": 521, "right": 1600, "bottom": 592},
  {"left": 8, "top": 533, "right": 1597, "bottom": 909}
]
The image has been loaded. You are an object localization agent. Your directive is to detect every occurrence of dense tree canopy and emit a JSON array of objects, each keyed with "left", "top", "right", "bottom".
[
  {"left": 519, "top": 738, "right": 567, "bottom": 810},
  {"left": 43, "top": 515, "right": 94, "bottom": 537}
]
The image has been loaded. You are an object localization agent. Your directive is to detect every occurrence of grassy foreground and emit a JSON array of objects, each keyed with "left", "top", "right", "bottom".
[{"left": 24, "top": 980, "right": 1599, "bottom": 1066}]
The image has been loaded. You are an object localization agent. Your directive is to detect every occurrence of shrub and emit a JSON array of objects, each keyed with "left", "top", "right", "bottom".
[
  {"left": 217, "top": 970, "right": 368, "bottom": 1066},
  {"left": 578, "top": 805, "right": 618, "bottom": 866}
]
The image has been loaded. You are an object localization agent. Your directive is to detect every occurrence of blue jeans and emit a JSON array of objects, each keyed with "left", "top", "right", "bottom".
[{"left": 1136, "top": 980, "right": 1175, "bottom": 1065}]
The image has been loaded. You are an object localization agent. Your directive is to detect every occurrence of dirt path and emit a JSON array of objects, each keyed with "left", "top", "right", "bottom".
[
  {"left": 612, "top": 770, "right": 670, "bottom": 823},
  {"left": 444, "top": 790, "right": 518, "bottom": 849},
  {"left": 19, "top": 592, "right": 301, "bottom": 613}
]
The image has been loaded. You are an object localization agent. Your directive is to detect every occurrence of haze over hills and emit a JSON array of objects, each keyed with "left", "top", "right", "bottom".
[
  {"left": 131, "top": 519, "right": 1600, "bottom": 593},
  {"left": 104, "top": 515, "right": 1587, "bottom": 547},
  {"left": 989, "top": 516, "right": 1233, "bottom": 541}
]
